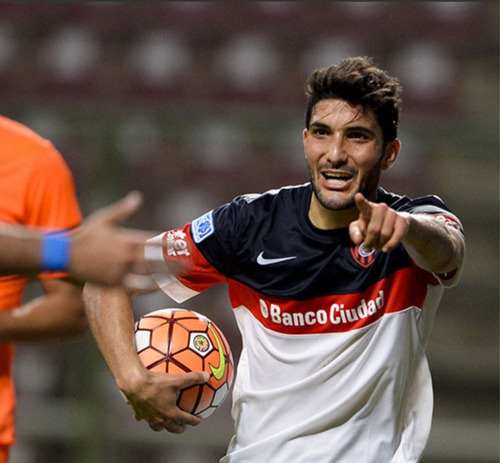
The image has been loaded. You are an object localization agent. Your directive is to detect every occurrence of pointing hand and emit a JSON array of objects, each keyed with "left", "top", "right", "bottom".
[{"left": 349, "top": 193, "right": 410, "bottom": 253}]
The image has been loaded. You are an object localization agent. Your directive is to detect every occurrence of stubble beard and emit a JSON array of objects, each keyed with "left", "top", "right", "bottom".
[{"left": 308, "top": 161, "right": 383, "bottom": 212}]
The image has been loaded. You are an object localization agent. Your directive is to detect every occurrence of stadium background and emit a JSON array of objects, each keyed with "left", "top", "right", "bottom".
[{"left": 0, "top": 2, "right": 497, "bottom": 462}]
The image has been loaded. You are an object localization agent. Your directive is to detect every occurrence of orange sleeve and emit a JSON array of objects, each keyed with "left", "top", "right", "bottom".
[
  {"left": 24, "top": 141, "right": 82, "bottom": 231},
  {"left": 27, "top": 143, "right": 82, "bottom": 280},
  {"left": 0, "top": 116, "right": 82, "bottom": 234}
]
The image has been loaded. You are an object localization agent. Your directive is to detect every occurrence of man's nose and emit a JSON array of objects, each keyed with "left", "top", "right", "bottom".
[{"left": 326, "top": 135, "right": 348, "bottom": 165}]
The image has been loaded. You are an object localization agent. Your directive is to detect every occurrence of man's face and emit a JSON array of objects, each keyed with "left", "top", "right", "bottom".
[{"left": 303, "top": 99, "right": 399, "bottom": 226}]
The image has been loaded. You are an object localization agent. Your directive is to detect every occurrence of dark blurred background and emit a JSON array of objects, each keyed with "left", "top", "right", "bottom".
[{"left": 0, "top": 2, "right": 497, "bottom": 462}]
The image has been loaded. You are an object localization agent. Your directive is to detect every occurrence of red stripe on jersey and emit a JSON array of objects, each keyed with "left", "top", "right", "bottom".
[
  {"left": 160, "top": 223, "right": 440, "bottom": 335},
  {"left": 227, "top": 266, "right": 437, "bottom": 335}
]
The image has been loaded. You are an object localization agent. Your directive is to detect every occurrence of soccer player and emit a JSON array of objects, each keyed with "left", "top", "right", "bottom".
[
  {"left": 0, "top": 114, "right": 84, "bottom": 463},
  {"left": 83, "top": 56, "right": 466, "bottom": 462},
  {"left": 0, "top": 116, "right": 164, "bottom": 462}
]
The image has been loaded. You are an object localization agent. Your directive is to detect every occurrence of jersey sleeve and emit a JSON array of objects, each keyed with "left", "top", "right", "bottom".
[
  {"left": 25, "top": 142, "right": 82, "bottom": 230},
  {"left": 26, "top": 142, "right": 82, "bottom": 279},
  {"left": 396, "top": 195, "right": 465, "bottom": 288},
  {"left": 145, "top": 197, "right": 255, "bottom": 302},
  {"left": 145, "top": 221, "right": 228, "bottom": 303}
]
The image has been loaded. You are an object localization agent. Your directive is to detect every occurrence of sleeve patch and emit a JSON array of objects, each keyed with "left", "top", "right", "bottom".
[{"left": 192, "top": 210, "right": 215, "bottom": 243}]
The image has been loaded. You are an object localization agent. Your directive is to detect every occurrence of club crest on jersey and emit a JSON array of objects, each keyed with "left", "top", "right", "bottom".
[
  {"left": 350, "top": 242, "right": 377, "bottom": 268},
  {"left": 192, "top": 211, "right": 214, "bottom": 243}
]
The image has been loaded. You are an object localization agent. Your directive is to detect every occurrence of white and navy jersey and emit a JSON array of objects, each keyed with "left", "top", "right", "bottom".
[{"left": 145, "top": 184, "right": 464, "bottom": 463}]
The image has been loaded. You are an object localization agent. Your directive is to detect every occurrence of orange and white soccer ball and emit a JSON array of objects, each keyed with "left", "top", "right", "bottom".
[{"left": 134, "top": 308, "right": 234, "bottom": 418}]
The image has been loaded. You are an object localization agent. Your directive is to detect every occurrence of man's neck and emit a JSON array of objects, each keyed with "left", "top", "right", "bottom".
[{"left": 308, "top": 196, "right": 359, "bottom": 230}]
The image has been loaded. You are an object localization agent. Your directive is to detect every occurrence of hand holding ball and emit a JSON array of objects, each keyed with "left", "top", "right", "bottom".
[{"left": 133, "top": 308, "right": 234, "bottom": 418}]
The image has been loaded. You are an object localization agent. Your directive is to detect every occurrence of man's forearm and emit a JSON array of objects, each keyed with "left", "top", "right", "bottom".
[
  {"left": 82, "top": 284, "right": 146, "bottom": 393},
  {"left": 0, "top": 226, "right": 42, "bottom": 275},
  {"left": 402, "top": 214, "right": 465, "bottom": 276}
]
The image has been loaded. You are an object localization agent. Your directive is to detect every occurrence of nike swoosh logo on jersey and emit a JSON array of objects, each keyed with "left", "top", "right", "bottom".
[
  {"left": 257, "top": 251, "right": 297, "bottom": 266},
  {"left": 208, "top": 325, "right": 226, "bottom": 380}
]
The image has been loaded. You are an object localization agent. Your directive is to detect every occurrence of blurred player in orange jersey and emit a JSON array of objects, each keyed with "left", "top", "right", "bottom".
[
  {"left": 0, "top": 115, "right": 183, "bottom": 463},
  {"left": 0, "top": 115, "right": 146, "bottom": 463}
]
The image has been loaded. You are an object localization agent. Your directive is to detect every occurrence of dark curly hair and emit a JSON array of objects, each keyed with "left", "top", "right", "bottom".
[{"left": 304, "top": 56, "right": 402, "bottom": 143}]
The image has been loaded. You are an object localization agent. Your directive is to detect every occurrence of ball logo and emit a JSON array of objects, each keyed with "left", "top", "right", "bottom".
[
  {"left": 350, "top": 242, "right": 377, "bottom": 268},
  {"left": 190, "top": 333, "right": 212, "bottom": 356}
]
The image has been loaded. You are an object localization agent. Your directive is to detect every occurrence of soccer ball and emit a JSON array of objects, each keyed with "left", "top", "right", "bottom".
[{"left": 134, "top": 308, "right": 234, "bottom": 418}]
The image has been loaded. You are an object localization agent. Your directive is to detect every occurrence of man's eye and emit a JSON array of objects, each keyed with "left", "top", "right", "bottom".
[{"left": 349, "top": 132, "right": 369, "bottom": 140}]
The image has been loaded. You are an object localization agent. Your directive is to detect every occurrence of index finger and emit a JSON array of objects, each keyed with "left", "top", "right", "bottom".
[{"left": 354, "top": 193, "right": 372, "bottom": 220}]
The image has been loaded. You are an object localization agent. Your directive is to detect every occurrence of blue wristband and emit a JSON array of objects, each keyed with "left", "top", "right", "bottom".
[{"left": 41, "top": 233, "right": 71, "bottom": 272}]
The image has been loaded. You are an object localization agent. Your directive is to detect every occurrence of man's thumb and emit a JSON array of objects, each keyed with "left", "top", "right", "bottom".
[
  {"left": 349, "top": 221, "right": 364, "bottom": 245},
  {"left": 100, "top": 191, "right": 144, "bottom": 224}
]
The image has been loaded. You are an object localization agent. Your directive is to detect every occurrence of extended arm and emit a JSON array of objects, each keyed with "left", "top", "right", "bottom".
[
  {"left": 83, "top": 283, "right": 209, "bottom": 433},
  {"left": 0, "top": 192, "right": 159, "bottom": 289},
  {"left": 0, "top": 228, "right": 40, "bottom": 275}
]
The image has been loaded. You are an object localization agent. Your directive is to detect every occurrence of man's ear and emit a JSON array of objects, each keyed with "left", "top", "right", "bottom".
[{"left": 381, "top": 139, "right": 401, "bottom": 170}]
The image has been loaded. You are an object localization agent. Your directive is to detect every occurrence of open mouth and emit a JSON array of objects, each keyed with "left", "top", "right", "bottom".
[{"left": 322, "top": 171, "right": 353, "bottom": 188}]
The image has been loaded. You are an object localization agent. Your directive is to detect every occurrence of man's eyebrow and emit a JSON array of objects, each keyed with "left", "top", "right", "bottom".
[
  {"left": 345, "top": 125, "right": 377, "bottom": 135},
  {"left": 308, "top": 121, "right": 330, "bottom": 129},
  {"left": 309, "top": 121, "right": 376, "bottom": 136}
]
